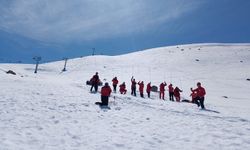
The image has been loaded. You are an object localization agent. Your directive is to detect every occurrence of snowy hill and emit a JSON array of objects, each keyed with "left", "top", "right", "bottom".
[{"left": 1, "top": 43, "right": 250, "bottom": 149}]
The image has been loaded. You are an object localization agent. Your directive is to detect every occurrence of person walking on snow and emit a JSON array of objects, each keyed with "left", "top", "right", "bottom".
[
  {"left": 168, "top": 84, "right": 174, "bottom": 101},
  {"left": 131, "top": 76, "right": 137, "bottom": 96},
  {"left": 112, "top": 77, "right": 119, "bottom": 93},
  {"left": 191, "top": 82, "right": 206, "bottom": 109},
  {"left": 119, "top": 82, "right": 127, "bottom": 94},
  {"left": 100, "top": 82, "right": 112, "bottom": 106},
  {"left": 138, "top": 81, "right": 144, "bottom": 98},
  {"left": 174, "top": 87, "right": 182, "bottom": 102},
  {"left": 90, "top": 72, "right": 100, "bottom": 93},
  {"left": 146, "top": 82, "right": 152, "bottom": 98},
  {"left": 159, "top": 82, "right": 167, "bottom": 100}
]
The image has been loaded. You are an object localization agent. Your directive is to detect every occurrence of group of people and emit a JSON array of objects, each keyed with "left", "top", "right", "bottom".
[{"left": 90, "top": 72, "right": 206, "bottom": 109}]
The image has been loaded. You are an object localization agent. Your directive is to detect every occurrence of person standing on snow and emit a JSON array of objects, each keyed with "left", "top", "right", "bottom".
[
  {"left": 146, "top": 82, "right": 152, "bottom": 98},
  {"left": 112, "top": 77, "right": 119, "bottom": 93},
  {"left": 159, "top": 82, "right": 167, "bottom": 100},
  {"left": 90, "top": 72, "right": 100, "bottom": 93},
  {"left": 131, "top": 76, "right": 137, "bottom": 96},
  {"left": 168, "top": 84, "right": 174, "bottom": 101},
  {"left": 138, "top": 81, "right": 144, "bottom": 98},
  {"left": 119, "top": 82, "right": 127, "bottom": 94},
  {"left": 174, "top": 86, "right": 182, "bottom": 102},
  {"left": 100, "top": 82, "right": 112, "bottom": 106},
  {"left": 191, "top": 82, "right": 206, "bottom": 109}
]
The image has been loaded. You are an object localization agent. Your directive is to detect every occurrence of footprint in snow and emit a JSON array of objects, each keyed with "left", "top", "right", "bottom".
[
  {"left": 81, "top": 103, "right": 89, "bottom": 107},
  {"left": 115, "top": 107, "right": 121, "bottom": 110}
]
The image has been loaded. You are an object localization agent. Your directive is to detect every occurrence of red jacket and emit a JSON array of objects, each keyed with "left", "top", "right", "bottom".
[
  {"left": 131, "top": 79, "right": 137, "bottom": 88},
  {"left": 146, "top": 83, "right": 151, "bottom": 93},
  {"left": 101, "top": 86, "right": 112, "bottom": 96},
  {"left": 193, "top": 86, "right": 206, "bottom": 97},
  {"left": 91, "top": 74, "right": 99, "bottom": 84},
  {"left": 138, "top": 82, "right": 144, "bottom": 93},
  {"left": 160, "top": 83, "right": 167, "bottom": 92},
  {"left": 168, "top": 85, "right": 174, "bottom": 92},
  {"left": 190, "top": 91, "right": 198, "bottom": 100},
  {"left": 112, "top": 78, "right": 118, "bottom": 85},
  {"left": 119, "top": 84, "right": 126, "bottom": 92},
  {"left": 174, "top": 87, "right": 182, "bottom": 97}
]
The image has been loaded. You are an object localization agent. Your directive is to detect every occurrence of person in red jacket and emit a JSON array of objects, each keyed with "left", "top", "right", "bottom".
[
  {"left": 174, "top": 87, "right": 182, "bottom": 102},
  {"left": 159, "top": 82, "right": 167, "bottom": 100},
  {"left": 131, "top": 76, "right": 137, "bottom": 96},
  {"left": 146, "top": 82, "right": 152, "bottom": 98},
  {"left": 138, "top": 81, "right": 144, "bottom": 98},
  {"left": 119, "top": 82, "right": 127, "bottom": 94},
  {"left": 100, "top": 82, "right": 112, "bottom": 106},
  {"left": 191, "top": 82, "right": 206, "bottom": 109},
  {"left": 90, "top": 72, "right": 100, "bottom": 93},
  {"left": 190, "top": 90, "right": 198, "bottom": 103},
  {"left": 112, "top": 77, "right": 119, "bottom": 93},
  {"left": 168, "top": 84, "right": 174, "bottom": 101}
]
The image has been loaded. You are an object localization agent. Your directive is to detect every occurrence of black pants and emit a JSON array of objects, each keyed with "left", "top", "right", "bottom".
[
  {"left": 194, "top": 97, "right": 205, "bottom": 109},
  {"left": 101, "top": 96, "right": 109, "bottom": 106},
  {"left": 91, "top": 84, "right": 98, "bottom": 92},
  {"left": 131, "top": 87, "right": 136, "bottom": 96},
  {"left": 147, "top": 92, "right": 150, "bottom": 98},
  {"left": 169, "top": 92, "right": 174, "bottom": 101},
  {"left": 113, "top": 85, "right": 117, "bottom": 92},
  {"left": 140, "top": 93, "right": 144, "bottom": 98}
]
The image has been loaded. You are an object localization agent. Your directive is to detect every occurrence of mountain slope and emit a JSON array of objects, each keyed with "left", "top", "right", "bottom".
[{"left": 0, "top": 43, "right": 250, "bottom": 150}]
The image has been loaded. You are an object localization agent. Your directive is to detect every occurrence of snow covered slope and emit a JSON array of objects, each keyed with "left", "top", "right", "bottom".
[{"left": 0, "top": 43, "right": 250, "bottom": 150}]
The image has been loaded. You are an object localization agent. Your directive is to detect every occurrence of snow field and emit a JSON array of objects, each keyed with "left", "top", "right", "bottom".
[{"left": 0, "top": 43, "right": 250, "bottom": 149}]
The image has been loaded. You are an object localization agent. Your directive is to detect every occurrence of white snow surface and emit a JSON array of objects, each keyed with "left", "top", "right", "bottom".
[{"left": 1, "top": 43, "right": 250, "bottom": 150}]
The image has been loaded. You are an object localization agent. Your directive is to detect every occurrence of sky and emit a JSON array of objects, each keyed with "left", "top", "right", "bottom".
[{"left": 0, "top": 0, "right": 250, "bottom": 63}]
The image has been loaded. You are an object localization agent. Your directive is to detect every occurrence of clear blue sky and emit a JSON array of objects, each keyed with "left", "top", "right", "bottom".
[{"left": 0, "top": 0, "right": 250, "bottom": 63}]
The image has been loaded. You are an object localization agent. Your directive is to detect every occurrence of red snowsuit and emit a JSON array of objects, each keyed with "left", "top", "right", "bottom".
[
  {"left": 146, "top": 83, "right": 152, "bottom": 98},
  {"left": 146, "top": 83, "right": 152, "bottom": 93},
  {"left": 138, "top": 81, "right": 144, "bottom": 98},
  {"left": 119, "top": 84, "right": 127, "bottom": 94},
  {"left": 159, "top": 83, "right": 167, "bottom": 100},
  {"left": 131, "top": 78, "right": 137, "bottom": 96},
  {"left": 138, "top": 82, "right": 144, "bottom": 94},
  {"left": 174, "top": 87, "right": 182, "bottom": 102},
  {"left": 168, "top": 84, "right": 174, "bottom": 101}
]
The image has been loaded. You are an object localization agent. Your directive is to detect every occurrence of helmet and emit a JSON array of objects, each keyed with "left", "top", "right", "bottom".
[{"left": 105, "top": 82, "right": 109, "bottom": 86}]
